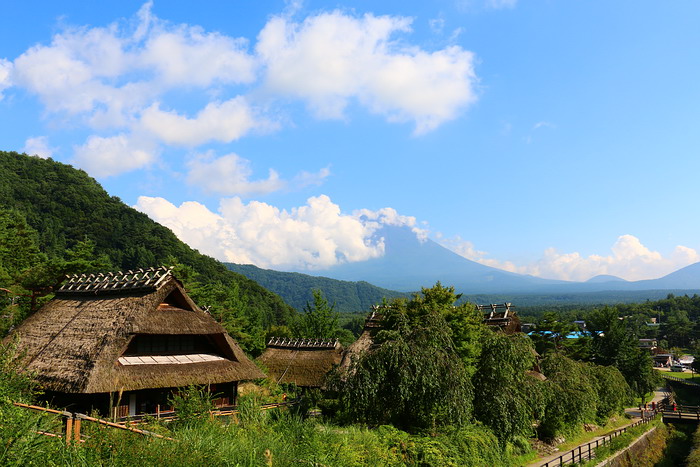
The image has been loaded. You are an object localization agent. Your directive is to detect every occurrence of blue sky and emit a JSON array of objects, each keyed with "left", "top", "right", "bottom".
[{"left": 1, "top": 0, "right": 699, "bottom": 282}]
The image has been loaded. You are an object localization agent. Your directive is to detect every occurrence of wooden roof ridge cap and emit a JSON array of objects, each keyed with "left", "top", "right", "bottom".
[
  {"left": 266, "top": 337, "right": 340, "bottom": 349},
  {"left": 56, "top": 266, "right": 174, "bottom": 294}
]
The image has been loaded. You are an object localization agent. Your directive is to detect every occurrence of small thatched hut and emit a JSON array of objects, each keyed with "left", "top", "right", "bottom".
[
  {"left": 478, "top": 303, "right": 521, "bottom": 334},
  {"left": 258, "top": 338, "right": 343, "bottom": 388},
  {"left": 6, "top": 267, "right": 264, "bottom": 417},
  {"left": 338, "top": 310, "right": 383, "bottom": 373}
]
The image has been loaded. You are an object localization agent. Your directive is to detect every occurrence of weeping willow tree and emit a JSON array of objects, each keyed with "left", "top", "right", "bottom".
[
  {"left": 333, "top": 309, "right": 472, "bottom": 432},
  {"left": 473, "top": 332, "right": 542, "bottom": 445}
]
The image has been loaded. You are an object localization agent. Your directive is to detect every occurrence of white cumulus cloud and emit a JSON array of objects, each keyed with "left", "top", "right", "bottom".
[
  {"left": 73, "top": 133, "right": 157, "bottom": 177},
  {"left": 441, "top": 234, "right": 700, "bottom": 281},
  {"left": 22, "top": 136, "right": 55, "bottom": 159},
  {"left": 140, "top": 97, "right": 267, "bottom": 146},
  {"left": 0, "top": 58, "right": 13, "bottom": 99},
  {"left": 186, "top": 152, "right": 330, "bottom": 196},
  {"left": 5, "top": 4, "right": 479, "bottom": 179},
  {"left": 140, "top": 27, "right": 256, "bottom": 87},
  {"left": 186, "top": 152, "right": 285, "bottom": 196},
  {"left": 355, "top": 206, "right": 429, "bottom": 241},
  {"left": 135, "top": 194, "right": 386, "bottom": 270},
  {"left": 256, "top": 11, "right": 478, "bottom": 133}
]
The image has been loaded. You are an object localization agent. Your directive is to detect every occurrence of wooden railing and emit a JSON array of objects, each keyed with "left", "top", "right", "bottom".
[
  {"left": 12, "top": 402, "right": 175, "bottom": 444},
  {"left": 114, "top": 400, "right": 297, "bottom": 424},
  {"left": 539, "top": 403, "right": 666, "bottom": 467},
  {"left": 662, "top": 374, "right": 700, "bottom": 387},
  {"left": 12, "top": 399, "right": 297, "bottom": 443}
]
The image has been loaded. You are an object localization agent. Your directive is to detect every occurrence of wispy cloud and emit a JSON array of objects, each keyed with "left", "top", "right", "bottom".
[
  {"left": 485, "top": 0, "right": 517, "bottom": 10},
  {"left": 533, "top": 121, "right": 554, "bottom": 130},
  {"left": 22, "top": 136, "right": 55, "bottom": 159}
]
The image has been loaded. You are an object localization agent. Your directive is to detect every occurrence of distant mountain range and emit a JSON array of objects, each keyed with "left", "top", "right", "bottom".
[
  {"left": 300, "top": 225, "right": 700, "bottom": 295},
  {"left": 224, "top": 226, "right": 700, "bottom": 312},
  {"left": 314, "top": 226, "right": 566, "bottom": 293}
]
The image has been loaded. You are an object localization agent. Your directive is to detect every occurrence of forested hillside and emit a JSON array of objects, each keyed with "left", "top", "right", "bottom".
[
  {"left": 225, "top": 263, "right": 409, "bottom": 313},
  {"left": 0, "top": 151, "right": 295, "bottom": 351}
]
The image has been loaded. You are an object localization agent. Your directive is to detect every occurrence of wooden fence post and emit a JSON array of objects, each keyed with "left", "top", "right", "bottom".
[
  {"left": 64, "top": 416, "right": 73, "bottom": 445},
  {"left": 73, "top": 416, "right": 81, "bottom": 443}
]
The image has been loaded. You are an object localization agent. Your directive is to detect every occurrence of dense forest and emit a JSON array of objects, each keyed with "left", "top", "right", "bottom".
[
  {"left": 0, "top": 151, "right": 297, "bottom": 353},
  {"left": 225, "top": 263, "right": 409, "bottom": 313}
]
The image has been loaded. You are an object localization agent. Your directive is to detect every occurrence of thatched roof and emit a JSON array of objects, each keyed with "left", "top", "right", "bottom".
[
  {"left": 338, "top": 311, "right": 383, "bottom": 373},
  {"left": 258, "top": 338, "right": 343, "bottom": 388},
  {"left": 478, "top": 303, "right": 522, "bottom": 334},
  {"left": 6, "top": 267, "right": 264, "bottom": 394}
]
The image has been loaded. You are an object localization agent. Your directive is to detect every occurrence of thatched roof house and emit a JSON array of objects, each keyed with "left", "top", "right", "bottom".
[
  {"left": 478, "top": 303, "right": 521, "bottom": 334},
  {"left": 258, "top": 338, "right": 343, "bottom": 388},
  {"left": 6, "top": 267, "right": 264, "bottom": 416},
  {"left": 338, "top": 310, "right": 383, "bottom": 374}
]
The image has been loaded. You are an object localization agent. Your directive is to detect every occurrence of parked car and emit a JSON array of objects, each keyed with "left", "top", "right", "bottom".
[{"left": 670, "top": 365, "right": 686, "bottom": 372}]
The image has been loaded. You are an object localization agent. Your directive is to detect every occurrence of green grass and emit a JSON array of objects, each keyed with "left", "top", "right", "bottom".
[
  {"left": 578, "top": 418, "right": 662, "bottom": 467},
  {"left": 1, "top": 407, "right": 515, "bottom": 466},
  {"left": 656, "top": 369, "right": 700, "bottom": 382}
]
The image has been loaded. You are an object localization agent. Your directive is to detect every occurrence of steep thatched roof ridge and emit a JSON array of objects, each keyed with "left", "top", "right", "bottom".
[
  {"left": 338, "top": 311, "right": 385, "bottom": 373},
  {"left": 258, "top": 339, "right": 343, "bottom": 388},
  {"left": 7, "top": 273, "right": 264, "bottom": 393},
  {"left": 56, "top": 267, "right": 173, "bottom": 295}
]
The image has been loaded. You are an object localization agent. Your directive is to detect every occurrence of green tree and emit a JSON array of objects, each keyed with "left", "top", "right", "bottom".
[
  {"left": 334, "top": 310, "right": 472, "bottom": 432},
  {"left": 294, "top": 289, "right": 340, "bottom": 339},
  {"left": 0, "top": 210, "right": 111, "bottom": 333},
  {"left": 666, "top": 309, "right": 691, "bottom": 348},
  {"left": 388, "top": 282, "right": 486, "bottom": 375},
  {"left": 586, "top": 306, "right": 655, "bottom": 400},
  {"left": 539, "top": 353, "right": 598, "bottom": 439},
  {"left": 473, "top": 331, "right": 541, "bottom": 444},
  {"left": 589, "top": 364, "right": 630, "bottom": 424}
]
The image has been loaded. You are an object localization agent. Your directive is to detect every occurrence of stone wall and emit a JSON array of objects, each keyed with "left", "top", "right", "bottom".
[{"left": 601, "top": 425, "right": 669, "bottom": 467}]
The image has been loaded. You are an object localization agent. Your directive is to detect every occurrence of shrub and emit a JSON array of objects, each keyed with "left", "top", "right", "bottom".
[{"left": 168, "top": 385, "right": 215, "bottom": 428}]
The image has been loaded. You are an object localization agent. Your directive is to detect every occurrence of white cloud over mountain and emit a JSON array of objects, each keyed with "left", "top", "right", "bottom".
[
  {"left": 73, "top": 133, "right": 158, "bottom": 177},
  {"left": 135, "top": 194, "right": 386, "bottom": 270},
  {"left": 22, "top": 136, "right": 54, "bottom": 159},
  {"left": 442, "top": 233, "right": 700, "bottom": 282},
  {"left": 137, "top": 189, "right": 699, "bottom": 281}
]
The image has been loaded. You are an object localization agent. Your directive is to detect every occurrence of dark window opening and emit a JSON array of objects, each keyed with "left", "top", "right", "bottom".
[
  {"left": 123, "top": 334, "right": 222, "bottom": 356},
  {"left": 158, "top": 289, "right": 193, "bottom": 311}
]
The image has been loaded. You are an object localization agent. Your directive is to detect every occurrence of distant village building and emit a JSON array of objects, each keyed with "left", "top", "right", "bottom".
[
  {"left": 653, "top": 354, "right": 673, "bottom": 368},
  {"left": 638, "top": 338, "right": 658, "bottom": 353},
  {"left": 5, "top": 267, "right": 263, "bottom": 417},
  {"left": 258, "top": 338, "right": 343, "bottom": 388},
  {"left": 478, "top": 303, "right": 521, "bottom": 334}
]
